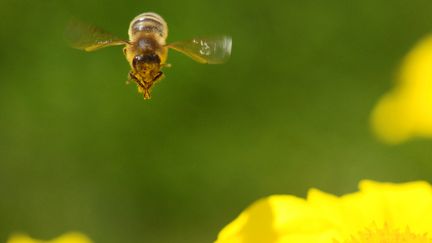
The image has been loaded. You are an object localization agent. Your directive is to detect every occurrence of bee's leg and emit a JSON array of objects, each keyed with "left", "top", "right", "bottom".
[
  {"left": 128, "top": 71, "right": 145, "bottom": 88},
  {"left": 135, "top": 81, "right": 152, "bottom": 99},
  {"left": 162, "top": 63, "right": 171, "bottom": 68},
  {"left": 142, "top": 88, "right": 151, "bottom": 99},
  {"left": 128, "top": 71, "right": 147, "bottom": 92},
  {"left": 130, "top": 73, "right": 152, "bottom": 99},
  {"left": 127, "top": 71, "right": 137, "bottom": 85},
  {"left": 153, "top": 71, "right": 165, "bottom": 83}
]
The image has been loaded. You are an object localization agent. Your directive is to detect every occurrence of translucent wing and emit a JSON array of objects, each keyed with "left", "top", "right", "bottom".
[
  {"left": 66, "top": 19, "right": 128, "bottom": 52},
  {"left": 166, "top": 36, "right": 232, "bottom": 64}
]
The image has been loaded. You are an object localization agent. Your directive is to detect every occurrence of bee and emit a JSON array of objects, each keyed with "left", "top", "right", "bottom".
[{"left": 67, "top": 12, "right": 232, "bottom": 99}]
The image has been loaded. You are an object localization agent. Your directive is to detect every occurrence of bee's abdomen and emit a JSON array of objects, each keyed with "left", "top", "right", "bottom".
[{"left": 128, "top": 12, "right": 168, "bottom": 41}]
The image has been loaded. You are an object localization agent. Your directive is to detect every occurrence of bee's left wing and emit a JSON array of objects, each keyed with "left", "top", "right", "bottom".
[
  {"left": 66, "top": 19, "right": 129, "bottom": 52},
  {"left": 166, "top": 36, "right": 232, "bottom": 64}
]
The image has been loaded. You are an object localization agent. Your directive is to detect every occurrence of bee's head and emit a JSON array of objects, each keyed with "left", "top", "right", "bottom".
[{"left": 133, "top": 53, "right": 161, "bottom": 72}]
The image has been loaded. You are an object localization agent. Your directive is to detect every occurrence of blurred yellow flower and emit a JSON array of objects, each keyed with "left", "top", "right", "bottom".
[
  {"left": 215, "top": 180, "right": 432, "bottom": 243},
  {"left": 7, "top": 232, "right": 92, "bottom": 243},
  {"left": 371, "top": 35, "right": 432, "bottom": 144}
]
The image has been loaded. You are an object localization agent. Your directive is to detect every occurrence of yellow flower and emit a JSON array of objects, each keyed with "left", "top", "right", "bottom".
[
  {"left": 371, "top": 35, "right": 432, "bottom": 144},
  {"left": 7, "top": 232, "right": 92, "bottom": 243},
  {"left": 215, "top": 180, "right": 432, "bottom": 243}
]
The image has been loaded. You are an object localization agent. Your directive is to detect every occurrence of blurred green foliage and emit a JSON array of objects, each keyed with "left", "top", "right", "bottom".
[{"left": 1, "top": 0, "right": 432, "bottom": 242}]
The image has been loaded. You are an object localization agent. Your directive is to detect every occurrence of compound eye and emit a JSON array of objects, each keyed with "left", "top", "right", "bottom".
[{"left": 133, "top": 55, "right": 145, "bottom": 66}]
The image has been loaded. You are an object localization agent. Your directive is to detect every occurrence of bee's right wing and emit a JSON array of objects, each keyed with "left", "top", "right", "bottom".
[
  {"left": 166, "top": 36, "right": 232, "bottom": 64},
  {"left": 66, "top": 19, "right": 129, "bottom": 52}
]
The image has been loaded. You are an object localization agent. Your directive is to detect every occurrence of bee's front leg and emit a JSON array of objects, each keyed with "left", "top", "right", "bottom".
[
  {"left": 128, "top": 71, "right": 150, "bottom": 98},
  {"left": 153, "top": 71, "right": 165, "bottom": 83},
  {"left": 127, "top": 71, "right": 139, "bottom": 85}
]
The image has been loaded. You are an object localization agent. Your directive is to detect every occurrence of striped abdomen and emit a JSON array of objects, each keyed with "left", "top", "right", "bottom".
[{"left": 128, "top": 12, "right": 168, "bottom": 42}]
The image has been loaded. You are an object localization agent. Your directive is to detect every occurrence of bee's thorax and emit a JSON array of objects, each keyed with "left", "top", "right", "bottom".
[{"left": 134, "top": 35, "right": 162, "bottom": 52}]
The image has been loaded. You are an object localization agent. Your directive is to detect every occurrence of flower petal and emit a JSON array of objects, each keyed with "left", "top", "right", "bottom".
[
  {"left": 371, "top": 35, "right": 432, "bottom": 144},
  {"left": 7, "top": 232, "right": 92, "bottom": 243},
  {"left": 216, "top": 181, "right": 432, "bottom": 243}
]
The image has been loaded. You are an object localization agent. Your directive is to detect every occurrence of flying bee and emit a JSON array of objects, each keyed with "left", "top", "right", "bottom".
[{"left": 67, "top": 12, "right": 232, "bottom": 99}]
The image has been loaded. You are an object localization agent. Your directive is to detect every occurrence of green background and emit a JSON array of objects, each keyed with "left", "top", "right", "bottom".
[{"left": 1, "top": 0, "right": 432, "bottom": 242}]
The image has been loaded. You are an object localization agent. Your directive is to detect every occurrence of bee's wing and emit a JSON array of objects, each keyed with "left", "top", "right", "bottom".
[
  {"left": 166, "top": 36, "right": 232, "bottom": 64},
  {"left": 66, "top": 19, "right": 128, "bottom": 52}
]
